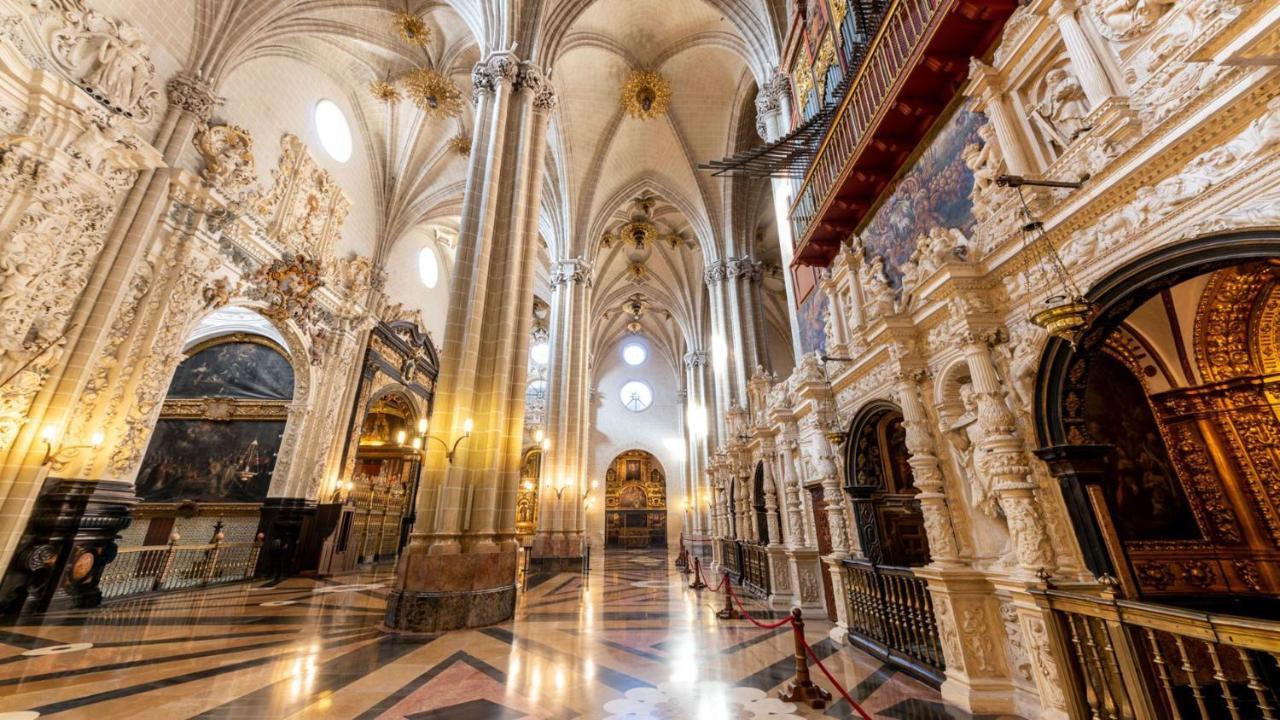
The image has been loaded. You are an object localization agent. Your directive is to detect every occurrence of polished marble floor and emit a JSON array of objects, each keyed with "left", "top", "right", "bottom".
[{"left": 0, "top": 549, "right": 1014, "bottom": 719}]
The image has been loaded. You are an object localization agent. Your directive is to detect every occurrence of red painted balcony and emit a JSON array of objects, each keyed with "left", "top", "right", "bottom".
[{"left": 789, "top": 0, "right": 1018, "bottom": 268}]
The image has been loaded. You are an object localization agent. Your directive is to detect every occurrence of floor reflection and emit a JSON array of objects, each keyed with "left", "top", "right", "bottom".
[{"left": 0, "top": 549, "right": 1018, "bottom": 719}]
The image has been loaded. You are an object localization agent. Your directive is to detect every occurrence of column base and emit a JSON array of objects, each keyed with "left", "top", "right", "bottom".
[
  {"left": 0, "top": 478, "right": 136, "bottom": 616},
  {"left": 384, "top": 584, "right": 517, "bottom": 633},
  {"left": 385, "top": 547, "right": 518, "bottom": 632}
]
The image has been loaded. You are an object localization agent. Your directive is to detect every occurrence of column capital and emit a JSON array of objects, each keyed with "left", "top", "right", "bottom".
[
  {"left": 550, "top": 257, "right": 591, "bottom": 288},
  {"left": 684, "top": 351, "right": 709, "bottom": 368},
  {"left": 166, "top": 73, "right": 219, "bottom": 122}
]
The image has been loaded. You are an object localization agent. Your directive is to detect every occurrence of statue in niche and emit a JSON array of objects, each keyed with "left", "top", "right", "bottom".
[
  {"left": 945, "top": 383, "right": 1000, "bottom": 520},
  {"left": 1030, "top": 67, "right": 1091, "bottom": 154}
]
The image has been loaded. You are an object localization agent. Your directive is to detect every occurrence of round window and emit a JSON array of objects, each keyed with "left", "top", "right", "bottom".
[
  {"left": 418, "top": 247, "right": 439, "bottom": 288},
  {"left": 530, "top": 341, "right": 550, "bottom": 365},
  {"left": 621, "top": 341, "right": 647, "bottom": 366},
  {"left": 314, "top": 99, "right": 353, "bottom": 162},
  {"left": 619, "top": 380, "right": 653, "bottom": 413}
]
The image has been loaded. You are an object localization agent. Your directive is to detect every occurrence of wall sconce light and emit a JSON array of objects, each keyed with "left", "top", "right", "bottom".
[
  {"left": 553, "top": 476, "right": 572, "bottom": 500},
  {"left": 420, "top": 417, "right": 474, "bottom": 464},
  {"left": 582, "top": 479, "right": 599, "bottom": 508},
  {"left": 396, "top": 429, "right": 407, "bottom": 446},
  {"left": 40, "top": 425, "right": 104, "bottom": 467}
]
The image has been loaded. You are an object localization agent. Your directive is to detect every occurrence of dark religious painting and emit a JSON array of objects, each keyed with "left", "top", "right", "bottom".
[
  {"left": 136, "top": 420, "right": 284, "bottom": 503},
  {"left": 860, "top": 102, "right": 986, "bottom": 288},
  {"left": 1084, "top": 354, "right": 1199, "bottom": 541},
  {"left": 618, "top": 484, "right": 648, "bottom": 509},
  {"left": 168, "top": 342, "right": 294, "bottom": 400}
]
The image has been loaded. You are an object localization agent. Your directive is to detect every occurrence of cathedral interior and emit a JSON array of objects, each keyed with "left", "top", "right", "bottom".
[{"left": 1, "top": 0, "right": 1279, "bottom": 718}]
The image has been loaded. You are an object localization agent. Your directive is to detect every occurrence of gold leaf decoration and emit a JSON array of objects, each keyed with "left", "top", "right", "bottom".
[
  {"left": 621, "top": 69, "right": 671, "bottom": 120},
  {"left": 447, "top": 132, "right": 471, "bottom": 156},
  {"left": 393, "top": 11, "right": 431, "bottom": 46},
  {"left": 369, "top": 79, "right": 401, "bottom": 104},
  {"left": 402, "top": 68, "right": 464, "bottom": 118}
]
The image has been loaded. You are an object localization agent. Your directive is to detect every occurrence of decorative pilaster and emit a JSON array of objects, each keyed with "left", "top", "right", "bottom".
[{"left": 894, "top": 368, "right": 962, "bottom": 565}]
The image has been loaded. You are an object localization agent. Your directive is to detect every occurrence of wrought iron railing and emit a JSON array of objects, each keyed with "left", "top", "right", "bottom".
[
  {"left": 790, "top": 0, "right": 944, "bottom": 245},
  {"left": 99, "top": 538, "right": 262, "bottom": 600},
  {"left": 1036, "top": 587, "right": 1280, "bottom": 719},
  {"left": 719, "top": 537, "right": 741, "bottom": 579},
  {"left": 842, "top": 558, "right": 944, "bottom": 684},
  {"left": 740, "top": 542, "right": 772, "bottom": 599}
]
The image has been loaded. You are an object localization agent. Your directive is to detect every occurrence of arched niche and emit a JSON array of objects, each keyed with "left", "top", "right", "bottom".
[
  {"left": 1035, "top": 232, "right": 1280, "bottom": 606},
  {"left": 346, "top": 386, "right": 425, "bottom": 564},
  {"left": 843, "top": 400, "right": 930, "bottom": 567},
  {"left": 135, "top": 305, "right": 305, "bottom": 513},
  {"left": 603, "top": 449, "right": 668, "bottom": 549}
]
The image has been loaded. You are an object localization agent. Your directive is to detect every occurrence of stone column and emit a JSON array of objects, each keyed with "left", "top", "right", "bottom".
[
  {"left": 962, "top": 332, "right": 1055, "bottom": 576},
  {"left": 683, "top": 351, "right": 711, "bottom": 539},
  {"left": 530, "top": 257, "right": 590, "bottom": 570},
  {"left": 894, "top": 370, "right": 962, "bottom": 565},
  {"left": 387, "top": 56, "right": 555, "bottom": 632},
  {"left": 1049, "top": 0, "right": 1115, "bottom": 108},
  {"left": 970, "top": 62, "right": 1034, "bottom": 175},
  {"left": 756, "top": 70, "right": 805, "bottom": 363}
]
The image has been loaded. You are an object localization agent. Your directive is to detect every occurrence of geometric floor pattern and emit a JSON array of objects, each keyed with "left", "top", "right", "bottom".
[{"left": 0, "top": 549, "right": 1021, "bottom": 719}]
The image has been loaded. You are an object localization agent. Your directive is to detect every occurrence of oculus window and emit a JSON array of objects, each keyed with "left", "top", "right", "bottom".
[
  {"left": 619, "top": 380, "right": 653, "bottom": 413},
  {"left": 621, "top": 341, "right": 647, "bottom": 366},
  {"left": 314, "top": 99, "right": 353, "bottom": 162}
]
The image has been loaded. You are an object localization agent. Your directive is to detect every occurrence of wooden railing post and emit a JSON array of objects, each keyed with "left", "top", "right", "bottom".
[
  {"left": 780, "top": 608, "right": 832, "bottom": 709},
  {"left": 155, "top": 533, "right": 179, "bottom": 591},
  {"left": 203, "top": 536, "right": 222, "bottom": 586}
]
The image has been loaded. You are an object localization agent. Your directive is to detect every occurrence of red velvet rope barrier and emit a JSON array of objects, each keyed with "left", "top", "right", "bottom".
[
  {"left": 724, "top": 578, "right": 794, "bottom": 630},
  {"left": 802, "top": 639, "right": 874, "bottom": 720},
  {"left": 702, "top": 570, "right": 874, "bottom": 719}
]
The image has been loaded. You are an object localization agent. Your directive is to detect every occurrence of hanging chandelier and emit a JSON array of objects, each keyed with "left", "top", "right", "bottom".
[
  {"left": 402, "top": 67, "right": 464, "bottom": 118},
  {"left": 999, "top": 174, "right": 1094, "bottom": 348},
  {"left": 621, "top": 69, "right": 671, "bottom": 120},
  {"left": 393, "top": 10, "right": 431, "bottom": 46}
]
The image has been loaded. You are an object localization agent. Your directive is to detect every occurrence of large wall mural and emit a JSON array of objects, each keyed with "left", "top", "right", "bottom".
[
  {"left": 168, "top": 342, "right": 295, "bottom": 400},
  {"left": 798, "top": 287, "right": 829, "bottom": 355},
  {"left": 135, "top": 335, "right": 295, "bottom": 504},
  {"left": 860, "top": 102, "right": 986, "bottom": 288},
  {"left": 136, "top": 420, "right": 284, "bottom": 503}
]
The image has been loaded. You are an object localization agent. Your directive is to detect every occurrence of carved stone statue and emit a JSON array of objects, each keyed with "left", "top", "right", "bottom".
[
  {"left": 858, "top": 248, "right": 895, "bottom": 317},
  {"left": 194, "top": 124, "right": 256, "bottom": 200},
  {"left": 964, "top": 124, "right": 1004, "bottom": 221},
  {"left": 1030, "top": 67, "right": 1091, "bottom": 153},
  {"left": 1092, "top": 0, "right": 1177, "bottom": 41},
  {"left": 946, "top": 383, "right": 1000, "bottom": 520}
]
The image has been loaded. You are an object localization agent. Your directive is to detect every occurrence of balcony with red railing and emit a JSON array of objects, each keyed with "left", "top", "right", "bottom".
[{"left": 788, "top": 0, "right": 1018, "bottom": 268}]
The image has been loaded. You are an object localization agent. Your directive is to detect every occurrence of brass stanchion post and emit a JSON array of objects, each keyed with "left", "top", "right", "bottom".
[
  {"left": 690, "top": 555, "right": 706, "bottom": 590},
  {"left": 716, "top": 572, "right": 740, "bottom": 619},
  {"left": 779, "top": 608, "right": 832, "bottom": 709}
]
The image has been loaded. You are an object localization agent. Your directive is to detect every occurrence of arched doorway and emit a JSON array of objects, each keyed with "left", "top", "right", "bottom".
[
  {"left": 752, "top": 461, "right": 770, "bottom": 545},
  {"left": 349, "top": 390, "right": 422, "bottom": 563},
  {"left": 840, "top": 400, "right": 944, "bottom": 685},
  {"left": 1037, "top": 234, "right": 1280, "bottom": 605},
  {"left": 844, "top": 401, "right": 930, "bottom": 567},
  {"left": 1033, "top": 234, "right": 1280, "bottom": 718},
  {"left": 604, "top": 450, "right": 667, "bottom": 549}
]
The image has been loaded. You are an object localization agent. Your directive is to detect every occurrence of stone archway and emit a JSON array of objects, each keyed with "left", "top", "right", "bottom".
[{"left": 1035, "top": 232, "right": 1280, "bottom": 604}]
